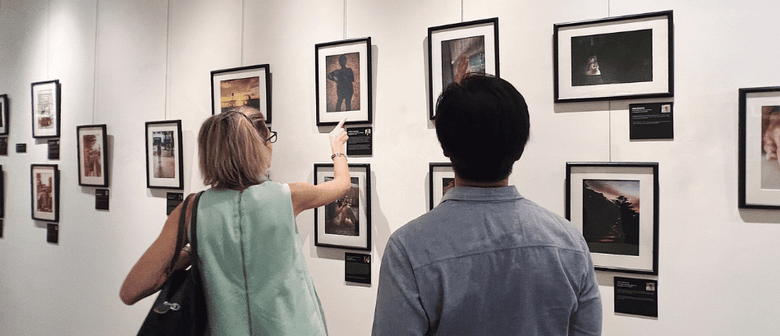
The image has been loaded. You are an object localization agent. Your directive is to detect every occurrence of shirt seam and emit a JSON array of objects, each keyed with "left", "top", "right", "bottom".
[
  {"left": 410, "top": 244, "right": 588, "bottom": 271},
  {"left": 237, "top": 191, "right": 253, "bottom": 336}
]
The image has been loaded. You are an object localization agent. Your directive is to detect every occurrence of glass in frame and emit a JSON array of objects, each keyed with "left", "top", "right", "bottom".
[
  {"left": 31, "top": 80, "right": 61, "bottom": 138},
  {"left": 566, "top": 162, "right": 659, "bottom": 275},
  {"left": 31, "top": 164, "right": 59, "bottom": 222},
  {"left": 0, "top": 94, "right": 8, "bottom": 136},
  {"left": 77, "top": 124, "right": 109, "bottom": 187},
  {"left": 429, "top": 162, "right": 454, "bottom": 210},
  {"left": 211, "top": 64, "right": 272, "bottom": 123},
  {"left": 554, "top": 11, "right": 673, "bottom": 102},
  {"left": 145, "top": 120, "right": 184, "bottom": 190},
  {"left": 313, "top": 163, "right": 371, "bottom": 250},
  {"left": 315, "top": 37, "right": 372, "bottom": 126},
  {"left": 739, "top": 86, "right": 780, "bottom": 209},
  {"left": 428, "top": 18, "right": 499, "bottom": 119}
]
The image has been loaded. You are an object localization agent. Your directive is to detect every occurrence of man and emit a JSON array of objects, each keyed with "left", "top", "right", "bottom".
[
  {"left": 372, "top": 74, "right": 602, "bottom": 335},
  {"left": 327, "top": 54, "right": 355, "bottom": 111}
]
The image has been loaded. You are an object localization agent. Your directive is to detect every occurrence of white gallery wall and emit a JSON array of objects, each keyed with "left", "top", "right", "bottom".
[{"left": 0, "top": 0, "right": 778, "bottom": 334}]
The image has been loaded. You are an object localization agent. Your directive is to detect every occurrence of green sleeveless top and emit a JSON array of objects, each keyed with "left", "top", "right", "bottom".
[{"left": 194, "top": 182, "right": 328, "bottom": 335}]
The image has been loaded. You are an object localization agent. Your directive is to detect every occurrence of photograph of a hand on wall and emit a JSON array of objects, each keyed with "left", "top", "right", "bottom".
[
  {"left": 739, "top": 87, "right": 780, "bottom": 209},
  {"left": 31, "top": 164, "right": 59, "bottom": 222},
  {"left": 429, "top": 162, "right": 454, "bottom": 210},
  {"left": 314, "top": 163, "right": 371, "bottom": 250},
  {"left": 211, "top": 64, "right": 271, "bottom": 123},
  {"left": 428, "top": 18, "right": 499, "bottom": 119},
  {"left": 31, "top": 80, "right": 61, "bottom": 138},
  {"left": 554, "top": 11, "right": 673, "bottom": 102},
  {"left": 566, "top": 162, "right": 658, "bottom": 275},
  {"left": 0, "top": 94, "right": 8, "bottom": 136},
  {"left": 145, "top": 120, "right": 184, "bottom": 190},
  {"left": 315, "top": 37, "right": 372, "bottom": 126},
  {"left": 77, "top": 124, "right": 108, "bottom": 187}
]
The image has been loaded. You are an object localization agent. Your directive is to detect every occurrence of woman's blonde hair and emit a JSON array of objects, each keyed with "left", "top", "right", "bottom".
[{"left": 198, "top": 106, "right": 270, "bottom": 189}]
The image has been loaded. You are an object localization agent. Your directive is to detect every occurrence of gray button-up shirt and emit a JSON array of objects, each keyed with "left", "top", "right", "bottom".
[{"left": 373, "top": 186, "right": 602, "bottom": 335}]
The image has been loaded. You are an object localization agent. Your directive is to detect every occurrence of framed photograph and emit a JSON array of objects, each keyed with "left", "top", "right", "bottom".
[
  {"left": 211, "top": 64, "right": 271, "bottom": 122},
  {"left": 77, "top": 124, "right": 108, "bottom": 187},
  {"left": 0, "top": 94, "right": 8, "bottom": 136},
  {"left": 554, "top": 11, "right": 673, "bottom": 102},
  {"left": 314, "top": 163, "right": 371, "bottom": 250},
  {"left": 566, "top": 162, "right": 659, "bottom": 275},
  {"left": 739, "top": 87, "right": 780, "bottom": 209},
  {"left": 31, "top": 80, "right": 61, "bottom": 138},
  {"left": 145, "top": 120, "right": 184, "bottom": 190},
  {"left": 428, "top": 18, "right": 499, "bottom": 119},
  {"left": 31, "top": 164, "right": 59, "bottom": 222},
  {"left": 0, "top": 165, "right": 4, "bottom": 218},
  {"left": 429, "top": 162, "right": 455, "bottom": 210},
  {"left": 315, "top": 37, "right": 372, "bottom": 126}
]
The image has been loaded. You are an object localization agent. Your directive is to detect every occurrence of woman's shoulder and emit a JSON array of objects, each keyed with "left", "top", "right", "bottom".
[
  {"left": 248, "top": 181, "right": 290, "bottom": 195},
  {"left": 202, "top": 181, "right": 289, "bottom": 199}
]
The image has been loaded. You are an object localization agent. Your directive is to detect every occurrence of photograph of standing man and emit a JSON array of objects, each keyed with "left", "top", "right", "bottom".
[
  {"left": 327, "top": 54, "right": 355, "bottom": 111},
  {"left": 372, "top": 74, "right": 602, "bottom": 335}
]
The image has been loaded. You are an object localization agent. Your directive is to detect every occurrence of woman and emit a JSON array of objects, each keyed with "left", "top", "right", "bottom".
[
  {"left": 120, "top": 106, "right": 350, "bottom": 335},
  {"left": 332, "top": 197, "right": 358, "bottom": 233}
]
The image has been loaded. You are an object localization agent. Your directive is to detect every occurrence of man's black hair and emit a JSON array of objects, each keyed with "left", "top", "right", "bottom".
[{"left": 434, "top": 74, "right": 530, "bottom": 182}]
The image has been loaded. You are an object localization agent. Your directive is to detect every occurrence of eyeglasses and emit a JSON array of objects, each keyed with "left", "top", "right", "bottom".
[{"left": 265, "top": 131, "right": 277, "bottom": 143}]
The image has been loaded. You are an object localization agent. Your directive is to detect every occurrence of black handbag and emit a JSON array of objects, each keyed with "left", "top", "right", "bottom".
[{"left": 137, "top": 191, "right": 207, "bottom": 336}]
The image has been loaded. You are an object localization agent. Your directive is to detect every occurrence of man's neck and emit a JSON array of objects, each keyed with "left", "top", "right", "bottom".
[{"left": 455, "top": 175, "right": 509, "bottom": 188}]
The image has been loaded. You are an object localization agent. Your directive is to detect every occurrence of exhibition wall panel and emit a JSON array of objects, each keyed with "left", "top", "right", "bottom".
[{"left": 0, "top": 0, "right": 779, "bottom": 335}]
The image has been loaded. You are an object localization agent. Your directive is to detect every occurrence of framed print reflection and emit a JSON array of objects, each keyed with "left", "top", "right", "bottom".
[
  {"left": 566, "top": 162, "right": 659, "bottom": 275},
  {"left": 211, "top": 64, "right": 272, "bottom": 123},
  {"left": 314, "top": 163, "right": 371, "bottom": 250},
  {"left": 554, "top": 11, "right": 673, "bottom": 102},
  {"left": 145, "top": 120, "right": 184, "bottom": 189},
  {"left": 315, "top": 37, "right": 372, "bottom": 126}
]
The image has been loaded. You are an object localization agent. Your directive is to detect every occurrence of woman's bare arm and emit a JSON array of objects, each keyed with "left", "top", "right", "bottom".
[
  {"left": 119, "top": 198, "right": 192, "bottom": 305},
  {"left": 291, "top": 118, "right": 350, "bottom": 216}
]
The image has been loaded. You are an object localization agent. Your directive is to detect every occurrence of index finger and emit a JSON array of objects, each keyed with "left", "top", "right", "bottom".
[{"left": 335, "top": 117, "right": 348, "bottom": 129}]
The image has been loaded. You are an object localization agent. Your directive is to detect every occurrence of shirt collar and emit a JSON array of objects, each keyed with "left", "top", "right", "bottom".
[{"left": 441, "top": 186, "right": 524, "bottom": 203}]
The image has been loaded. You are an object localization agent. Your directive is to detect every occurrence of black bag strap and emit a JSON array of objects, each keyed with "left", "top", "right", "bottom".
[
  {"left": 188, "top": 191, "right": 203, "bottom": 270},
  {"left": 169, "top": 191, "right": 204, "bottom": 271}
]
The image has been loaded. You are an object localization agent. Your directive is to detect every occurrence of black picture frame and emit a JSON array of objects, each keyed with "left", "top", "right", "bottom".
[
  {"left": 554, "top": 10, "right": 673, "bottom": 103},
  {"left": 315, "top": 37, "right": 372, "bottom": 126},
  {"left": 145, "top": 120, "right": 184, "bottom": 190},
  {"left": 313, "top": 163, "right": 371, "bottom": 250},
  {"left": 566, "top": 162, "right": 659, "bottom": 275},
  {"left": 739, "top": 86, "right": 780, "bottom": 209},
  {"left": 31, "top": 80, "right": 61, "bottom": 138},
  {"left": 211, "top": 64, "right": 272, "bottom": 123},
  {"left": 429, "top": 162, "right": 454, "bottom": 210},
  {"left": 428, "top": 18, "right": 499, "bottom": 119},
  {"left": 0, "top": 94, "right": 8, "bottom": 136},
  {"left": 76, "top": 124, "right": 109, "bottom": 187},
  {"left": 31, "top": 164, "right": 59, "bottom": 222}
]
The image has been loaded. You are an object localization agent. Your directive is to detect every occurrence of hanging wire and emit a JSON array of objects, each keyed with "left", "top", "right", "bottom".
[
  {"left": 240, "top": 0, "right": 245, "bottom": 65},
  {"left": 91, "top": 0, "right": 100, "bottom": 123},
  {"left": 164, "top": 0, "right": 171, "bottom": 120},
  {"left": 607, "top": 1, "right": 612, "bottom": 162},
  {"left": 460, "top": 0, "right": 464, "bottom": 22},
  {"left": 343, "top": 0, "right": 348, "bottom": 39},
  {"left": 47, "top": 0, "right": 52, "bottom": 77}
]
